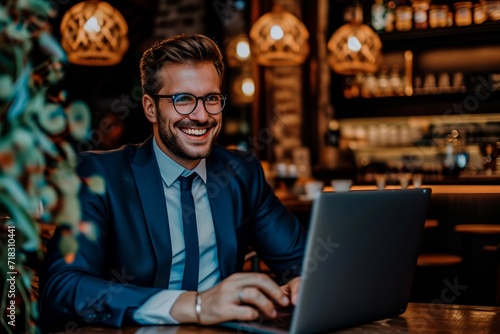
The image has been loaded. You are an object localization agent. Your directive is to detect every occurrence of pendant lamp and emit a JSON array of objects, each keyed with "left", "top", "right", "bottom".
[
  {"left": 226, "top": 34, "right": 251, "bottom": 68},
  {"left": 249, "top": 4, "right": 309, "bottom": 66},
  {"left": 60, "top": 0, "right": 129, "bottom": 66},
  {"left": 327, "top": 4, "right": 382, "bottom": 75}
]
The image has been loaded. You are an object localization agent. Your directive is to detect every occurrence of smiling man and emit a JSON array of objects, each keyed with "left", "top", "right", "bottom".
[
  {"left": 144, "top": 61, "right": 223, "bottom": 168},
  {"left": 39, "top": 34, "right": 306, "bottom": 331}
]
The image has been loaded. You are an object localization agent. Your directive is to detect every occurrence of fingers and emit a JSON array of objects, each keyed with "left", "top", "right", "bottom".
[
  {"left": 196, "top": 273, "right": 290, "bottom": 325},
  {"left": 231, "top": 273, "right": 290, "bottom": 307},
  {"left": 288, "top": 277, "right": 301, "bottom": 305},
  {"left": 237, "top": 286, "right": 277, "bottom": 318},
  {"left": 230, "top": 302, "right": 261, "bottom": 321}
]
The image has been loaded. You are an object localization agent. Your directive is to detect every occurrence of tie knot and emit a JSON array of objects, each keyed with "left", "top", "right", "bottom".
[{"left": 180, "top": 173, "right": 197, "bottom": 190}]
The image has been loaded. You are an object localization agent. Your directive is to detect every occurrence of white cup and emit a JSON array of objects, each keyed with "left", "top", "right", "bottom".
[
  {"left": 398, "top": 173, "right": 412, "bottom": 189},
  {"left": 331, "top": 179, "right": 352, "bottom": 192},
  {"left": 413, "top": 173, "right": 423, "bottom": 188},
  {"left": 375, "top": 173, "right": 386, "bottom": 190},
  {"left": 304, "top": 181, "right": 324, "bottom": 199},
  {"left": 275, "top": 162, "right": 288, "bottom": 177}
]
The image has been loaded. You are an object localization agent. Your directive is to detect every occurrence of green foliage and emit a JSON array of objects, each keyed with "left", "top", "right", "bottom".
[{"left": 0, "top": 1, "right": 94, "bottom": 332}]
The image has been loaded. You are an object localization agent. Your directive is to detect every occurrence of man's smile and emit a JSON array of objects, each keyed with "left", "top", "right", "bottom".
[{"left": 180, "top": 127, "right": 209, "bottom": 136}]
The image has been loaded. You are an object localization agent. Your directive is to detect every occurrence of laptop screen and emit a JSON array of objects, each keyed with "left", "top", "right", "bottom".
[
  {"left": 220, "top": 188, "right": 432, "bottom": 334},
  {"left": 290, "top": 188, "right": 432, "bottom": 333}
]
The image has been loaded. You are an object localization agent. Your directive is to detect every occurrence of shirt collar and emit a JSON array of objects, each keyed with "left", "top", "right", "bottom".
[{"left": 152, "top": 137, "right": 207, "bottom": 186}]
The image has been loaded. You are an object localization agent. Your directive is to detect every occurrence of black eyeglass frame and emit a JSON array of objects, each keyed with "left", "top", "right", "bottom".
[{"left": 152, "top": 93, "right": 227, "bottom": 115}]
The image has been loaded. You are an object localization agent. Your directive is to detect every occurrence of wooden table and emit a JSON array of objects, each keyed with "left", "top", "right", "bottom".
[{"left": 64, "top": 303, "right": 500, "bottom": 333}]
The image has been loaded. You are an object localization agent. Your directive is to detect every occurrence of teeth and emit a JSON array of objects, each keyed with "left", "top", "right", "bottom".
[{"left": 182, "top": 128, "right": 207, "bottom": 136}]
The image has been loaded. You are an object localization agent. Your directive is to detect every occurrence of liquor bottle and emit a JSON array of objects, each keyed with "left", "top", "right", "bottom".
[
  {"left": 483, "top": 143, "right": 497, "bottom": 173},
  {"left": 372, "top": 0, "right": 387, "bottom": 32},
  {"left": 385, "top": 0, "right": 396, "bottom": 32}
]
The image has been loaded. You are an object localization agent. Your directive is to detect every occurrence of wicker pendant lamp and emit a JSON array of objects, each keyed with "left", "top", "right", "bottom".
[
  {"left": 327, "top": 4, "right": 382, "bottom": 75},
  {"left": 60, "top": 0, "right": 129, "bottom": 66},
  {"left": 249, "top": 4, "right": 309, "bottom": 66}
]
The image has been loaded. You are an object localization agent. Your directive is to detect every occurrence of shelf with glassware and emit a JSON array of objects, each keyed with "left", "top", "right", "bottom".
[
  {"left": 333, "top": 70, "right": 500, "bottom": 119},
  {"left": 331, "top": 41, "right": 500, "bottom": 119},
  {"left": 334, "top": 111, "right": 500, "bottom": 184},
  {"left": 378, "top": 21, "right": 500, "bottom": 51},
  {"left": 329, "top": 0, "right": 500, "bottom": 119},
  {"left": 369, "top": 0, "right": 500, "bottom": 50}
]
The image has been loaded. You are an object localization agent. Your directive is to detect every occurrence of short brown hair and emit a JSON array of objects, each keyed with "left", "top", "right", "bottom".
[{"left": 140, "top": 34, "right": 225, "bottom": 97}]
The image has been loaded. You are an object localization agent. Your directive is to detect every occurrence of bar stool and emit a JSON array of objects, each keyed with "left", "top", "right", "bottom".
[
  {"left": 412, "top": 219, "right": 463, "bottom": 303},
  {"left": 417, "top": 219, "right": 462, "bottom": 268},
  {"left": 423, "top": 219, "right": 439, "bottom": 229},
  {"left": 417, "top": 254, "right": 462, "bottom": 266},
  {"left": 454, "top": 224, "right": 500, "bottom": 305},
  {"left": 417, "top": 219, "right": 462, "bottom": 267},
  {"left": 483, "top": 243, "right": 500, "bottom": 305}
]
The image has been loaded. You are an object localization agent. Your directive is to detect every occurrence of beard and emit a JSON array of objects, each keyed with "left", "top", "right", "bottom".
[{"left": 157, "top": 113, "right": 219, "bottom": 161}]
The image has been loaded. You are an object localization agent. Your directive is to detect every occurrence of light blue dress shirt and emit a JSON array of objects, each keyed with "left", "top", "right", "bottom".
[{"left": 133, "top": 139, "right": 221, "bottom": 324}]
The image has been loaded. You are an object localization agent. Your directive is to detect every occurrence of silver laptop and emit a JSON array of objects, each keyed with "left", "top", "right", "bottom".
[{"left": 220, "top": 188, "right": 432, "bottom": 333}]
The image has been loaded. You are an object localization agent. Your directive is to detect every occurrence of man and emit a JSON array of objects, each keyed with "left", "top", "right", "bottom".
[{"left": 40, "top": 34, "right": 306, "bottom": 331}]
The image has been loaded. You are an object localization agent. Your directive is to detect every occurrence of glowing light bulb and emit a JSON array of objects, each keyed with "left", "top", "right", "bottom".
[
  {"left": 84, "top": 16, "right": 101, "bottom": 33},
  {"left": 270, "top": 25, "right": 284, "bottom": 40},
  {"left": 241, "top": 78, "right": 255, "bottom": 97},
  {"left": 236, "top": 40, "right": 250, "bottom": 60},
  {"left": 347, "top": 36, "right": 361, "bottom": 52}
]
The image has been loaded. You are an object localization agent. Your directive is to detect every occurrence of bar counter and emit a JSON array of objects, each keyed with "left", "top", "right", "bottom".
[
  {"left": 324, "top": 184, "right": 500, "bottom": 194},
  {"left": 282, "top": 184, "right": 500, "bottom": 227},
  {"left": 58, "top": 302, "right": 500, "bottom": 333}
]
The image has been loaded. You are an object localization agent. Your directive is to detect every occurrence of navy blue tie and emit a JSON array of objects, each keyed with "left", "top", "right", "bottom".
[{"left": 180, "top": 173, "right": 199, "bottom": 291}]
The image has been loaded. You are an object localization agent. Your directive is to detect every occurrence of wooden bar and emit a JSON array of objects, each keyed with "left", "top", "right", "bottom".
[
  {"left": 61, "top": 303, "right": 500, "bottom": 333},
  {"left": 323, "top": 185, "right": 500, "bottom": 194}
]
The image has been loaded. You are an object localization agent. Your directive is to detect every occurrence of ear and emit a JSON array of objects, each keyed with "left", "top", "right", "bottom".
[{"left": 142, "top": 94, "right": 156, "bottom": 123}]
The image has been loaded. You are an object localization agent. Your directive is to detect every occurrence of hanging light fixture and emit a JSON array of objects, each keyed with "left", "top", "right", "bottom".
[
  {"left": 60, "top": 0, "right": 129, "bottom": 66},
  {"left": 327, "top": 4, "right": 382, "bottom": 75},
  {"left": 226, "top": 34, "right": 251, "bottom": 68},
  {"left": 249, "top": 4, "right": 309, "bottom": 66},
  {"left": 231, "top": 73, "right": 255, "bottom": 105}
]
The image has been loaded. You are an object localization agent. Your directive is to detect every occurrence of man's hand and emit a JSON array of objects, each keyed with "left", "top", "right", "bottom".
[
  {"left": 280, "top": 276, "right": 301, "bottom": 305},
  {"left": 171, "top": 272, "right": 290, "bottom": 325}
]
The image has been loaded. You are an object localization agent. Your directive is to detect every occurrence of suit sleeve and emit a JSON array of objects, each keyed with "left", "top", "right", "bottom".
[
  {"left": 39, "top": 153, "right": 163, "bottom": 331},
  {"left": 243, "top": 155, "right": 307, "bottom": 284}
]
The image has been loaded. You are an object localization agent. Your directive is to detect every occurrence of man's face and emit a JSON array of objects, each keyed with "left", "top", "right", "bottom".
[{"left": 144, "top": 63, "right": 223, "bottom": 169}]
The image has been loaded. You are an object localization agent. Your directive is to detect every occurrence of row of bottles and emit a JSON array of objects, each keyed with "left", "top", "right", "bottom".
[
  {"left": 482, "top": 142, "right": 500, "bottom": 173},
  {"left": 340, "top": 119, "right": 500, "bottom": 148},
  {"left": 341, "top": 121, "right": 423, "bottom": 147},
  {"left": 342, "top": 67, "right": 468, "bottom": 98},
  {"left": 343, "top": 65, "right": 405, "bottom": 98},
  {"left": 345, "top": 121, "right": 500, "bottom": 179},
  {"left": 414, "top": 72, "right": 466, "bottom": 95},
  {"left": 369, "top": 0, "right": 500, "bottom": 33},
  {"left": 343, "top": 71, "right": 500, "bottom": 99}
]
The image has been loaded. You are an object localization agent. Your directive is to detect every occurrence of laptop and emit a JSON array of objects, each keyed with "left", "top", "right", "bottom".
[{"left": 220, "top": 188, "right": 432, "bottom": 333}]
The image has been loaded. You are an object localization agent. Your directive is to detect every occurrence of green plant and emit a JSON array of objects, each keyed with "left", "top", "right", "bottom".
[{"left": 0, "top": 1, "right": 95, "bottom": 332}]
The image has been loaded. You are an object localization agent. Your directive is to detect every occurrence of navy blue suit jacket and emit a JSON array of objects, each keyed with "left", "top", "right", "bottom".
[{"left": 40, "top": 137, "right": 306, "bottom": 330}]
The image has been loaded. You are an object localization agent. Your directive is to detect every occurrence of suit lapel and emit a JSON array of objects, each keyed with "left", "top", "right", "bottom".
[
  {"left": 206, "top": 157, "right": 238, "bottom": 279},
  {"left": 131, "top": 137, "right": 172, "bottom": 288}
]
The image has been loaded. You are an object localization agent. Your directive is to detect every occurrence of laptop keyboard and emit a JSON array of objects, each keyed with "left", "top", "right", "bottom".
[{"left": 261, "top": 305, "right": 294, "bottom": 329}]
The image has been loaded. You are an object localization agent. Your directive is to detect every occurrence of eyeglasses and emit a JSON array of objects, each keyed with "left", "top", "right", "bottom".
[{"left": 152, "top": 93, "right": 227, "bottom": 115}]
